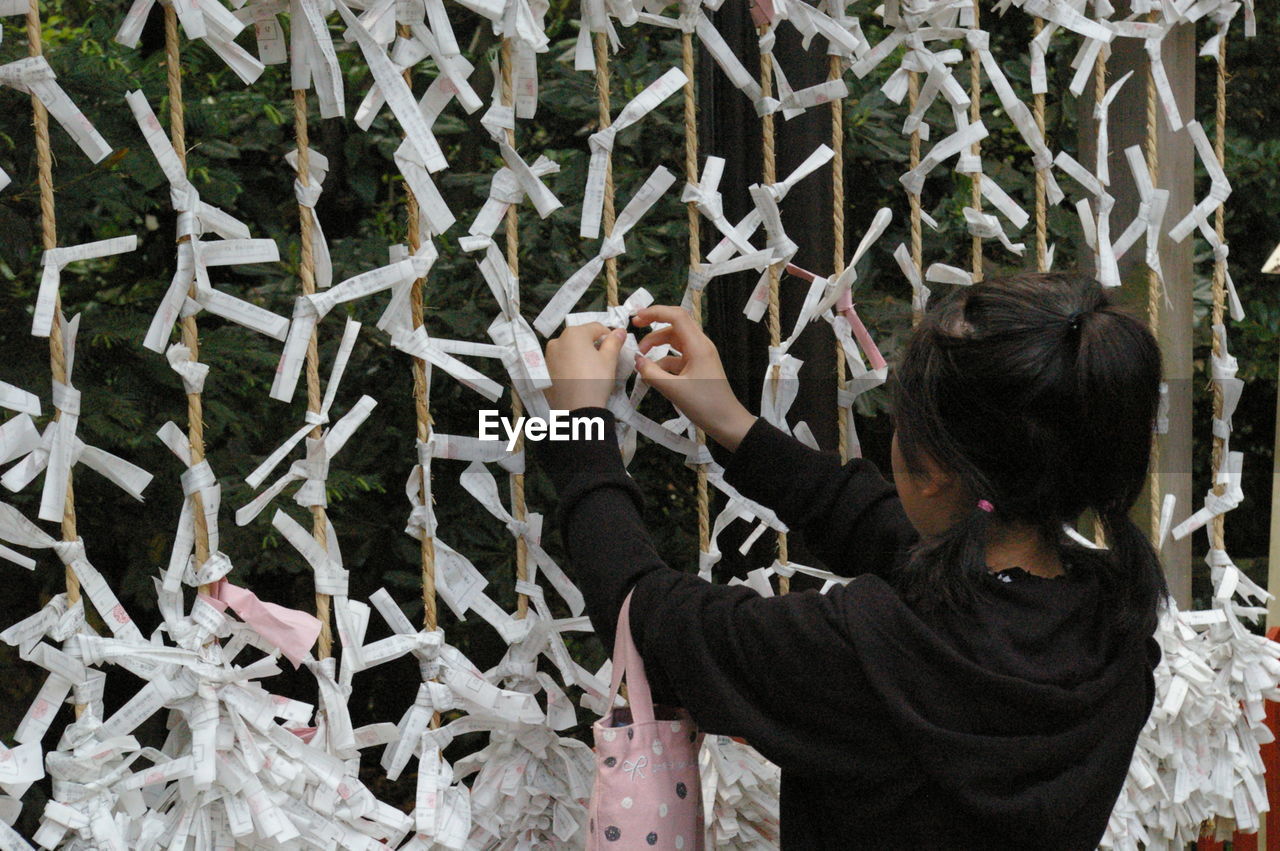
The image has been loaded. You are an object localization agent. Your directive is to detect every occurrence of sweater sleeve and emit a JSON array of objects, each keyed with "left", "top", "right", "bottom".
[
  {"left": 627, "top": 571, "right": 910, "bottom": 777},
  {"left": 722, "top": 416, "right": 918, "bottom": 579},
  {"left": 535, "top": 406, "right": 673, "bottom": 647},
  {"left": 535, "top": 408, "right": 911, "bottom": 779}
]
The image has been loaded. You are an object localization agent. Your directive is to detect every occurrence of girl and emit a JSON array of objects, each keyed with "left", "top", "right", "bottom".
[{"left": 538, "top": 272, "right": 1166, "bottom": 849}]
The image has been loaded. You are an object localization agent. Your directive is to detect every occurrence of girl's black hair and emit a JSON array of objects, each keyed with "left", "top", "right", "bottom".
[{"left": 889, "top": 271, "right": 1169, "bottom": 635}]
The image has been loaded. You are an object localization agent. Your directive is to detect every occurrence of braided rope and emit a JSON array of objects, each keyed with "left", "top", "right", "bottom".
[
  {"left": 1208, "top": 34, "right": 1228, "bottom": 557},
  {"left": 499, "top": 39, "right": 530, "bottom": 621},
  {"left": 682, "top": 31, "right": 710, "bottom": 556},
  {"left": 397, "top": 48, "right": 439, "bottom": 637},
  {"left": 758, "top": 39, "right": 789, "bottom": 592},
  {"left": 831, "top": 54, "right": 848, "bottom": 464},
  {"left": 397, "top": 38, "right": 439, "bottom": 733},
  {"left": 28, "top": 0, "right": 84, "bottom": 716},
  {"left": 26, "top": 0, "right": 78, "bottom": 581},
  {"left": 908, "top": 70, "right": 922, "bottom": 327},
  {"left": 1091, "top": 41, "right": 1107, "bottom": 276},
  {"left": 1032, "top": 18, "right": 1048, "bottom": 272},
  {"left": 292, "top": 90, "right": 335, "bottom": 658},
  {"left": 1092, "top": 40, "right": 1108, "bottom": 550},
  {"left": 163, "top": 4, "right": 214, "bottom": 590},
  {"left": 594, "top": 33, "right": 619, "bottom": 309},
  {"left": 968, "top": 1, "right": 983, "bottom": 281}
]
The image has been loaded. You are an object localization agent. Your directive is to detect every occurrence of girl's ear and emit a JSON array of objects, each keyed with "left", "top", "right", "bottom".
[{"left": 915, "top": 452, "right": 957, "bottom": 498}]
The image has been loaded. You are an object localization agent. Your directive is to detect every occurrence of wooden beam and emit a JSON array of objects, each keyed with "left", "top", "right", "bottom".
[
  {"left": 703, "top": 4, "right": 837, "bottom": 577},
  {"left": 1083, "top": 22, "right": 1196, "bottom": 607},
  {"left": 1266, "top": 276, "right": 1280, "bottom": 628}
]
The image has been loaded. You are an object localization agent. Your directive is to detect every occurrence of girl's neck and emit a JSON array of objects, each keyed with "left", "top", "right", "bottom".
[{"left": 984, "top": 525, "right": 1064, "bottom": 578}]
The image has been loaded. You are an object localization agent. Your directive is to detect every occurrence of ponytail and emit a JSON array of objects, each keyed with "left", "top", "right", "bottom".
[
  {"left": 1098, "top": 506, "right": 1169, "bottom": 634},
  {"left": 896, "top": 504, "right": 995, "bottom": 617}
]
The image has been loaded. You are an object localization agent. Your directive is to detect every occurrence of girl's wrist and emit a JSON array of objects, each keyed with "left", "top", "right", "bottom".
[{"left": 708, "top": 407, "right": 758, "bottom": 452}]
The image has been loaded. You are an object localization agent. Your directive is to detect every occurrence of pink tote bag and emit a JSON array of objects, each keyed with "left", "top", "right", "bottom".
[{"left": 587, "top": 591, "right": 705, "bottom": 850}]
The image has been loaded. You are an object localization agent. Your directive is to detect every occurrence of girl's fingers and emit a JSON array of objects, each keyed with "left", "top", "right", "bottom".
[
  {"left": 633, "top": 306, "right": 712, "bottom": 356},
  {"left": 597, "top": 326, "right": 627, "bottom": 358},
  {"left": 563, "top": 321, "right": 608, "bottom": 340},
  {"left": 633, "top": 305, "right": 699, "bottom": 337},
  {"left": 636, "top": 325, "right": 678, "bottom": 354},
  {"left": 656, "top": 355, "right": 685, "bottom": 374},
  {"left": 633, "top": 354, "right": 674, "bottom": 384}
]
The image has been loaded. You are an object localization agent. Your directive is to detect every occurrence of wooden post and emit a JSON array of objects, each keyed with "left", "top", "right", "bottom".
[
  {"left": 1085, "top": 19, "right": 1196, "bottom": 607},
  {"left": 1266, "top": 246, "right": 1280, "bottom": 631},
  {"left": 702, "top": 1, "right": 837, "bottom": 575}
]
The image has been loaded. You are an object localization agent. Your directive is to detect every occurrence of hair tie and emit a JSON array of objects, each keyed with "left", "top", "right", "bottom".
[
  {"left": 977, "top": 499, "right": 995, "bottom": 513},
  {"left": 1066, "top": 310, "right": 1085, "bottom": 333}
]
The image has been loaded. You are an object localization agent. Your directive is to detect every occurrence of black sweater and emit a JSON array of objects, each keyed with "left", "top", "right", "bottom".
[{"left": 536, "top": 408, "right": 1159, "bottom": 850}]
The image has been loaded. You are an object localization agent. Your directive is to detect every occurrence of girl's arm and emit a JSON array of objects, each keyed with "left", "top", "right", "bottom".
[
  {"left": 720, "top": 416, "right": 917, "bottom": 579},
  {"left": 535, "top": 408, "right": 908, "bottom": 776},
  {"left": 628, "top": 304, "right": 917, "bottom": 579}
]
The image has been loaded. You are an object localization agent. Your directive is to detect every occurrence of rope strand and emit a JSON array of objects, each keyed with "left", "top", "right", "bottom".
[
  {"left": 397, "top": 44, "right": 439, "bottom": 637},
  {"left": 831, "top": 54, "right": 848, "bottom": 464},
  {"left": 968, "top": 0, "right": 983, "bottom": 281},
  {"left": 908, "top": 70, "right": 923, "bottom": 327},
  {"left": 758, "top": 38, "right": 789, "bottom": 591},
  {"left": 1208, "top": 33, "right": 1228, "bottom": 556},
  {"left": 28, "top": 0, "right": 84, "bottom": 717},
  {"left": 1032, "top": 18, "right": 1048, "bottom": 272},
  {"left": 292, "top": 89, "right": 335, "bottom": 659},
  {"left": 397, "top": 39, "right": 439, "bottom": 732},
  {"left": 593, "top": 33, "right": 618, "bottom": 308},
  {"left": 682, "top": 30, "right": 710, "bottom": 557},
  {"left": 1091, "top": 38, "right": 1108, "bottom": 550},
  {"left": 500, "top": 39, "right": 530, "bottom": 620},
  {"left": 164, "top": 4, "right": 214, "bottom": 590}
]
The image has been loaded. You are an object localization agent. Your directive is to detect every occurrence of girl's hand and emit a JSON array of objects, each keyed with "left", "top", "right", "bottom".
[
  {"left": 632, "top": 305, "right": 757, "bottom": 452},
  {"left": 545, "top": 323, "right": 627, "bottom": 412}
]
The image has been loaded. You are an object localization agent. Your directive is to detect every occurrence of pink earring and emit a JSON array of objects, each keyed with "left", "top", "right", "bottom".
[{"left": 977, "top": 499, "right": 995, "bottom": 513}]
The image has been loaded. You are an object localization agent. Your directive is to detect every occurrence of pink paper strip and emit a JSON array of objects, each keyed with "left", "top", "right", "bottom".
[
  {"left": 837, "top": 290, "right": 887, "bottom": 372},
  {"left": 214, "top": 579, "right": 321, "bottom": 668}
]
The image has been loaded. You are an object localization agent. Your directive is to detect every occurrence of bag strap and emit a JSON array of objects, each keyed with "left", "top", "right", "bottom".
[{"left": 604, "top": 590, "right": 655, "bottom": 725}]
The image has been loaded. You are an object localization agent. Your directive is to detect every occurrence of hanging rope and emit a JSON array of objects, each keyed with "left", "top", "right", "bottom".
[
  {"left": 1208, "top": 33, "right": 1229, "bottom": 558},
  {"left": 1092, "top": 42, "right": 1108, "bottom": 550},
  {"left": 593, "top": 33, "right": 619, "bottom": 308},
  {"left": 1032, "top": 18, "right": 1048, "bottom": 272},
  {"left": 908, "top": 69, "right": 923, "bottom": 328},
  {"left": 394, "top": 26, "right": 438, "bottom": 638},
  {"left": 27, "top": 0, "right": 83, "bottom": 715},
  {"left": 384, "top": 24, "right": 440, "bottom": 637},
  {"left": 1143, "top": 12, "right": 1163, "bottom": 546},
  {"left": 968, "top": 1, "right": 983, "bottom": 281},
  {"left": 163, "top": 4, "right": 214, "bottom": 592},
  {"left": 499, "top": 39, "right": 530, "bottom": 621},
  {"left": 399, "top": 32, "right": 439, "bottom": 736},
  {"left": 682, "top": 29, "right": 710, "bottom": 557},
  {"left": 1091, "top": 41, "right": 1108, "bottom": 274},
  {"left": 830, "top": 53, "right": 848, "bottom": 464},
  {"left": 1196, "top": 44, "right": 1230, "bottom": 830},
  {"left": 291, "top": 89, "right": 336, "bottom": 658},
  {"left": 758, "top": 38, "right": 789, "bottom": 593}
]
